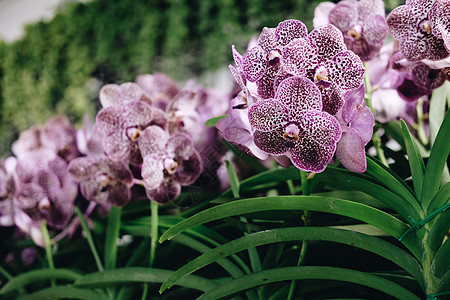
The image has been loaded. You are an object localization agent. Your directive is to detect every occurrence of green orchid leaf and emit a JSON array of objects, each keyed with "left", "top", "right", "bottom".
[
  {"left": 196, "top": 266, "right": 421, "bottom": 300},
  {"left": 0, "top": 269, "right": 81, "bottom": 294},
  {"left": 421, "top": 112, "right": 450, "bottom": 210},
  {"left": 401, "top": 120, "right": 425, "bottom": 202},
  {"left": 204, "top": 115, "right": 228, "bottom": 127},
  {"left": 17, "top": 286, "right": 104, "bottom": 300},
  {"left": 104, "top": 205, "right": 121, "bottom": 270},
  {"left": 160, "top": 227, "right": 424, "bottom": 292},
  {"left": 74, "top": 267, "right": 218, "bottom": 292}
]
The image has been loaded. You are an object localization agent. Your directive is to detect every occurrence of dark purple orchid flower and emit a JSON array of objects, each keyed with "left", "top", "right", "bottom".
[
  {"left": 387, "top": 0, "right": 450, "bottom": 61},
  {"left": 68, "top": 156, "right": 134, "bottom": 207},
  {"left": 96, "top": 100, "right": 167, "bottom": 165},
  {"left": 282, "top": 24, "right": 365, "bottom": 115},
  {"left": 315, "top": 0, "right": 388, "bottom": 62},
  {"left": 138, "top": 126, "right": 203, "bottom": 204},
  {"left": 248, "top": 76, "right": 341, "bottom": 173},
  {"left": 233, "top": 20, "right": 308, "bottom": 100}
]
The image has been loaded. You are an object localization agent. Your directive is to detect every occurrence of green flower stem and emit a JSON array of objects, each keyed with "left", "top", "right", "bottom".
[
  {"left": 74, "top": 206, "right": 104, "bottom": 272},
  {"left": 363, "top": 63, "right": 388, "bottom": 167},
  {"left": 287, "top": 170, "right": 310, "bottom": 300},
  {"left": 40, "top": 220, "right": 55, "bottom": 287},
  {"left": 150, "top": 201, "right": 159, "bottom": 267}
]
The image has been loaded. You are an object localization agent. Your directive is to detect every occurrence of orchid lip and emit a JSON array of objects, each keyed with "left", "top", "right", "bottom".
[
  {"left": 126, "top": 127, "right": 141, "bottom": 142},
  {"left": 283, "top": 123, "right": 300, "bottom": 141},
  {"left": 164, "top": 158, "right": 179, "bottom": 175},
  {"left": 347, "top": 25, "right": 362, "bottom": 39}
]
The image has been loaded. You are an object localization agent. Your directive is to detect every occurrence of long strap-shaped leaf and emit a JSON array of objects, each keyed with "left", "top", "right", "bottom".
[
  {"left": 426, "top": 209, "right": 450, "bottom": 253},
  {"left": 366, "top": 155, "right": 420, "bottom": 212},
  {"left": 401, "top": 120, "right": 426, "bottom": 203},
  {"left": 160, "top": 227, "right": 424, "bottom": 292},
  {"left": 196, "top": 266, "right": 421, "bottom": 300},
  {"left": 159, "top": 196, "right": 418, "bottom": 257},
  {"left": 315, "top": 167, "right": 422, "bottom": 221},
  {"left": 17, "top": 286, "right": 103, "bottom": 300},
  {"left": 0, "top": 269, "right": 82, "bottom": 294},
  {"left": 421, "top": 111, "right": 450, "bottom": 210},
  {"left": 427, "top": 182, "right": 450, "bottom": 214},
  {"left": 74, "top": 267, "right": 218, "bottom": 292}
]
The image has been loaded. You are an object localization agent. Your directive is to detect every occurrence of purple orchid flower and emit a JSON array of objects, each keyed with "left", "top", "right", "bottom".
[
  {"left": 11, "top": 115, "right": 80, "bottom": 162},
  {"left": 96, "top": 100, "right": 167, "bottom": 165},
  {"left": 248, "top": 76, "right": 341, "bottom": 173},
  {"left": 138, "top": 126, "right": 203, "bottom": 204},
  {"left": 387, "top": 0, "right": 450, "bottom": 61},
  {"left": 314, "top": 0, "right": 388, "bottom": 62},
  {"left": 13, "top": 149, "right": 77, "bottom": 247},
  {"left": 68, "top": 156, "right": 134, "bottom": 207},
  {"left": 282, "top": 24, "right": 366, "bottom": 115}
]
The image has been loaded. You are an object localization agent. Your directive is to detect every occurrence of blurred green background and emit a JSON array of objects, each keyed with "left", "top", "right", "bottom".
[{"left": 0, "top": 0, "right": 403, "bottom": 155}]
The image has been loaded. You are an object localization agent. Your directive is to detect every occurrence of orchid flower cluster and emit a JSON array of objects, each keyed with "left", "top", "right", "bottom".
[
  {"left": 218, "top": 0, "right": 450, "bottom": 174},
  {"left": 218, "top": 19, "right": 374, "bottom": 173},
  {"left": 0, "top": 74, "right": 227, "bottom": 246}
]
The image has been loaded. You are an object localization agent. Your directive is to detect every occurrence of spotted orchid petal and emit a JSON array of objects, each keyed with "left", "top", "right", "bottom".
[
  {"left": 290, "top": 135, "right": 336, "bottom": 173},
  {"left": 256, "top": 65, "right": 278, "bottom": 99},
  {"left": 275, "top": 19, "right": 308, "bottom": 47},
  {"left": 146, "top": 177, "right": 181, "bottom": 204},
  {"left": 102, "top": 131, "right": 130, "bottom": 162},
  {"left": 248, "top": 99, "right": 289, "bottom": 132},
  {"left": 175, "top": 151, "right": 203, "bottom": 186},
  {"left": 298, "top": 111, "right": 342, "bottom": 146},
  {"left": 309, "top": 24, "right": 347, "bottom": 62},
  {"left": 241, "top": 46, "right": 267, "bottom": 82},
  {"left": 253, "top": 127, "right": 289, "bottom": 155},
  {"left": 166, "top": 133, "right": 195, "bottom": 160},
  {"left": 327, "top": 50, "right": 365, "bottom": 90},
  {"left": 275, "top": 76, "right": 323, "bottom": 118},
  {"left": 282, "top": 38, "right": 318, "bottom": 76},
  {"left": 317, "top": 83, "right": 344, "bottom": 115},
  {"left": 138, "top": 125, "right": 168, "bottom": 158},
  {"left": 142, "top": 155, "right": 165, "bottom": 191},
  {"left": 328, "top": 1, "right": 358, "bottom": 33},
  {"left": 96, "top": 106, "right": 123, "bottom": 137},
  {"left": 258, "top": 27, "right": 277, "bottom": 53},
  {"left": 430, "top": 0, "right": 450, "bottom": 51}
]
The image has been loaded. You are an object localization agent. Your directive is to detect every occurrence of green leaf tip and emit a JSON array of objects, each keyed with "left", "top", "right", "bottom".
[{"left": 204, "top": 115, "right": 228, "bottom": 127}]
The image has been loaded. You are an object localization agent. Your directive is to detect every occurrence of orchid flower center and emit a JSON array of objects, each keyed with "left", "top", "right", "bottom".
[
  {"left": 283, "top": 124, "right": 300, "bottom": 141},
  {"left": 268, "top": 50, "right": 282, "bottom": 67},
  {"left": 420, "top": 20, "right": 431, "bottom": 34},
  {"left": 126, "top": 127, "right": 141, "bottom": 142},
  {"left": 347, "top": 25, "right": 362, "bottom": 39},
  {"left": 98, "top": 174, "right": 110, "bottom": 187},
  {"left": 38, "top": 198, "right": 51, "bottom": 211},
  {"left": 164, "top": 158, "right": 179, "bottom": 175},
  {"left": 314, "top": 65, "right": 329, "bottom": 82}
]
